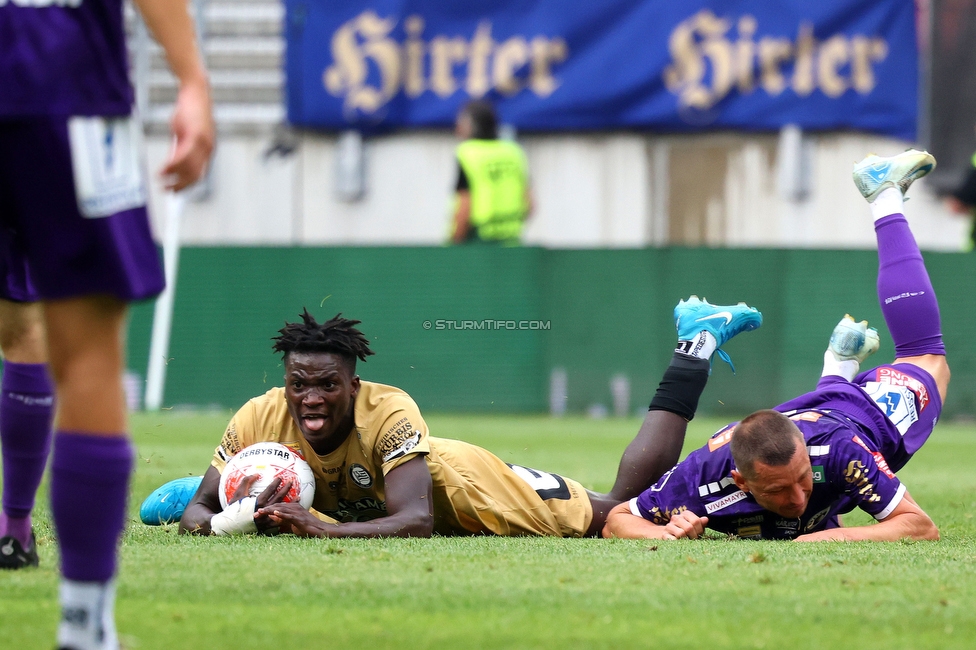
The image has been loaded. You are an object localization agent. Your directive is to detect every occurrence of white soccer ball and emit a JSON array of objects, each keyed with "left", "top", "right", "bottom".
[{"left": 218, "top": 442, "right": 315, "bottom": 510}]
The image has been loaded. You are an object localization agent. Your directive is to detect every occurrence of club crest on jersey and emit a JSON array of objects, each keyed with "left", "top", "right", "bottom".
[
  {"left": 349, "top": 464, "right": 373, "bottom": 488},
  {"left": 804, "top": 507, "right": 830, "bottom": 532}
]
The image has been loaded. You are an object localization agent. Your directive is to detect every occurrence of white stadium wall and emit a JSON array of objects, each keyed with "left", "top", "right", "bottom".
[{"left": 144, "top": 130, "right": 968, "bottom": 250}]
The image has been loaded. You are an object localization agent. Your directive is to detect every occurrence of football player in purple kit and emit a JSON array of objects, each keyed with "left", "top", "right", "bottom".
[
  {"left": 604, "top": 149, "right": 948, "bottom": 543},
  {"left": 0, "top": 0, "right": 214, "bottom": 648}
]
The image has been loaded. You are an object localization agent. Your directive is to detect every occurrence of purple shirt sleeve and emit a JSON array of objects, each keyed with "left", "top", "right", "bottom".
[
  {"left": 632, "top": 456, "right": 706, "bottom": 524},
  {"left": 828, "top": 433, "right": 906, "bottom": 520}
]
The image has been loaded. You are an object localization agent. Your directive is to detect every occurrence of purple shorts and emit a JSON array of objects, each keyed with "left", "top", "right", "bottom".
[
  {"left": 0, "top": 116, "right": 163, "bottom": 302},
  {"left": 778, "top": 363, "right": 942, "bottom": 474}
]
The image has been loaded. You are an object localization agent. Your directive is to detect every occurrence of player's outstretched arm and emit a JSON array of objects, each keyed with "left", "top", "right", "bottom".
[
  {"left": 133, "top": 0, "right": 215, "bottom": 190},
  {"left": 795, "top": 491, "right": 938, "bottom": 542},
  {"left": 602, "top": 502, "right": 709, "bottom": 540},
  {"left": 179, "top": 466, "right": 222, "bottom": 534},
  {"left": 257, "top": 455, "right": 435, "bottom": 538},
  {"left": 178, "top": 466, "right": 290, "bottom": 535}
]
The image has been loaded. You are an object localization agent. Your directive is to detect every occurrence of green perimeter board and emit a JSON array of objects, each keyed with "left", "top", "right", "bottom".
[{"left": 127, "top": 247, "right": 976, "bottom": 418}]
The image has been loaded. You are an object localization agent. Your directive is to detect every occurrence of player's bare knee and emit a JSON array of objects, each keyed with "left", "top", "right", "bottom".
[{"left": 0, "top": 313, "right": 47, "bottom": 363}]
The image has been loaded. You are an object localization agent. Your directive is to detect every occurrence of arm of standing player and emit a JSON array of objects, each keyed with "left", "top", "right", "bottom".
[
  {"left": 178, "top": 466, "right": 290, "bottom": 535},
  {"left": 795, "top": 490, "right": 938, "bottom": 542},
  {"left": 257, "top": 455, "right": 435, "bottom": 538},
  {"left": 133, "top": 0, "right": 215, "bottom": 190},
  {"left": 602, "top": 502, "right": 709, "bottom": 540}
]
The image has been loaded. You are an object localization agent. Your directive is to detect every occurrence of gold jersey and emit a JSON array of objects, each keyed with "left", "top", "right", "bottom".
[{"left": 212, "top": 381, "right": 592, "bottom": 537}]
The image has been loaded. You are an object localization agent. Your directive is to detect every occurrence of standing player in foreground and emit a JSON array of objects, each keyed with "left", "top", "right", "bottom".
[
  {"left": 172, "top": 300, "right": 761, "bottom": 538},
  {"left": 604, "top": 150, "right": 947, "bottom": 542},
  {"left": 0, "top": 2, "right": 214, "bottom": 649}
]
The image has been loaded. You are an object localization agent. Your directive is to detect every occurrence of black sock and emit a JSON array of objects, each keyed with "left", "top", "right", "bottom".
[{"left": 647, "top": 353, "right": 711, "bottom": 420}]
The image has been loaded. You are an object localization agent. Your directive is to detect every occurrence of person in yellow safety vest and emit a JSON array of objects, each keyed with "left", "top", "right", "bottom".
[
  {"left": 945, "top": 146, "right": 976, "bottom": 250},
  {"left": 450, "top": 100, "right": 534, "bottom": 245}
]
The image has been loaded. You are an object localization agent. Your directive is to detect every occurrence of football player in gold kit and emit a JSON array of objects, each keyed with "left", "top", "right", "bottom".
[{"left": 178, "top": 303, "right": 760, "bottom": 538}]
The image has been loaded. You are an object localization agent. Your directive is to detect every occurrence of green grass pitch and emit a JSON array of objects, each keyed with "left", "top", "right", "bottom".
[{"left": 1, "top": 411, "right": 975, "bottom": 649}]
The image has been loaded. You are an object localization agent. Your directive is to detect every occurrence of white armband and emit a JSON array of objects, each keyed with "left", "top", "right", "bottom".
[{"left": 210, "top": 497, "right": 258, "bottom": 536}]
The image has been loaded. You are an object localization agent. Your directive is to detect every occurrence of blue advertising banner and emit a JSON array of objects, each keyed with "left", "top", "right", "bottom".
[{"left": 285, "top": 0, "right": 918, "bottom": 139}]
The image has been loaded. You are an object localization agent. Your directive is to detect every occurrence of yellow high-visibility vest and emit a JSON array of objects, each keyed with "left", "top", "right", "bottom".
[{"left": 456, "top": 139, "right": 529, "bottom": 243}]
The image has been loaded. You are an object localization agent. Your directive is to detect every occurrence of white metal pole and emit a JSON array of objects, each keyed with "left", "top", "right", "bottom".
[{"left": 145, "top": 192, "right": 185, "bottom": 411}]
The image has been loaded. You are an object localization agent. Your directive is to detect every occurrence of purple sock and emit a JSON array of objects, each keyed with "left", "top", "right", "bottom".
[
  {"left": 0, "top": 362, "right": 54, "bottom": 545},
  {"left": 875, "top": 214, "right": 946, "bottom": 357},
  {"left": 50, "top": 432, "right": 133, "bottom": 582}
]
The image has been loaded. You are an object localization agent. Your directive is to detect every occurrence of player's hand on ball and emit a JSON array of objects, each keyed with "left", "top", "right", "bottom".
[
  {"left": 228, "top": 474, "right": 262, "bottom": 505},
  {"left": 257, "top": 503, "right": 326, "bottom": 538},
  {"left": 251, "top": 477, "right": 294, "bottom": 533},
  {"left": 662, "top": 511, "right": 709, "bottom": 540}
]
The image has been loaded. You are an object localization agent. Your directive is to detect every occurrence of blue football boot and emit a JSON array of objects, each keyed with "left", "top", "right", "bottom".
[
  {"left": 852, "top": 149, "right": 935, "bottom": 202},
  {"left": 674, "top": 296, "right": 763, "bottom": 372},
  {"left": 140, "top": 475, "right": 204, "bottom": 525}
]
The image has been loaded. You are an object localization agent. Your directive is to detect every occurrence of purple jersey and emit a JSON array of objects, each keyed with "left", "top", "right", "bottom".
[
  {"left": 0, "top": 0, "right": 132, "bottom": 117},
  {"left": 632, "top": 411, "right": 906, "bottom": 539},
  {"left": 776, "top": 363, "right": 940, "bottom": 473}
]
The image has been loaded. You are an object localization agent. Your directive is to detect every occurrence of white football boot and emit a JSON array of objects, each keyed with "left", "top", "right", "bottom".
[{"left": 852, "top": 149, "right": 936, "bottom": 202}]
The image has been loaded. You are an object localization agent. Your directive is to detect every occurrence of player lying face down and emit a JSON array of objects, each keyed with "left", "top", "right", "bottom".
[
  {"left": 172, "top": 297, "right": 765, "bottom": 539},
  {"left": 604, "top": 150, "right": 948, "bottom": 543},
  {"left": 602, "top": 409, "right": 939, "bottom": 542},
  {"left": 180, "top": 310, "right": 629, "bottom": 538},
  {"left": 178, "top": 312, "right": 437, "bottom": 537}
]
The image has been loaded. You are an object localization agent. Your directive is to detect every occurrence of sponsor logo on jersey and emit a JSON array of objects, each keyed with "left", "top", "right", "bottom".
[
  {"left": 737, "top": 525, "right": 762, "bottom": 538},
  {"left": 381, "top": 431, "right": 422, "bottom": 463},
  {"left": 877, "top": 367, "right": 930, "bottom": 410},
  {"left": 220, "top": 424, "right": 242, "bottom": 458},
  {"left": 843, "top": 460, "right": 880, "bottom": 503},
  {"left": 705, "top": 490, "right": 747, "bottom": 514},
  {"left": 811, "top": 465, "right": 825, "bottom": 483},
  {"left": 862, "top": 382, "right": 919, "bottom": 435},
  {"left": 650, "top": 505, "right": 687, "bottom": 526},
  {"left": 775, "top": 518, "right": 800, "bottom": 534},
  {"left": 736, "top": 514, "right": 764, "bottom": 526},
  {"left": 804, "top": 507, "right": 830, "bottom": 532},
  {"left": 324, "top": 497, "right": 387, "bottom": 522},
  {"left": 851, "top": 435, "right": 895, "bottom": 479},
  {"left": 349, "top": 463, "right": 373, "bottom": 488},
  {"left": 708, "top": 425, "right": 736, "bottom": 451},
  {"left": 379, "top": 418, "right": 423, "bottom": 462}
]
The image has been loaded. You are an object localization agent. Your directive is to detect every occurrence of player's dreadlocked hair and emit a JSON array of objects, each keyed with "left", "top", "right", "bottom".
[{"left": 272, "top": 310, "right": 374, "bottom": 372}]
